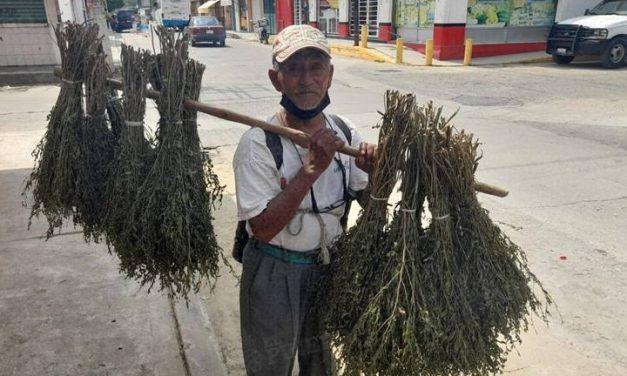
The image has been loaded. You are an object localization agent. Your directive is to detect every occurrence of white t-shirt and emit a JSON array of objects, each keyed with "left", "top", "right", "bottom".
[{"left": 233, "top": 113, "right": 369, "bottom": 252}]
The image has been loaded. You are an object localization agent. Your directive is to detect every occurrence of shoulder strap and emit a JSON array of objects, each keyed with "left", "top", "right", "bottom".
[
  {"left": 264, "top": 130, "right": 283, "bottom": 170},
  {"left": 329, "top": 114, "right": 352, "bottom": 145}
]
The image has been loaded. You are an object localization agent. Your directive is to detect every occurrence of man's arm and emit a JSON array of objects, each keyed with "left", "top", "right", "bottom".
[{"left": 248, "top": 128, "right": 345, "bottom": 243}]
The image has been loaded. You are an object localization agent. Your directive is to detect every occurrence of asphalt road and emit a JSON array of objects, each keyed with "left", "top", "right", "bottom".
[{"left": 179, "top": 36, "right": 627, "bottom": 375}]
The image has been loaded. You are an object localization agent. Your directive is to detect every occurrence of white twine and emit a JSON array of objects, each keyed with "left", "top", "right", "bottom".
[
  {"left": 61, "top": 78, "right": 82, "bottom": 85},
  {"left": 369, "top": 194, "right": 388, "bottom": 202},
  {"left": 433, "top": 214, "right": 450, "bottom": 221},
  {"left": 126, "top": 121, "right": 143, "bottom": 127},
  {"left": 314, "top": 213, "right": 331, "bottom": 265},
  {"left": 399, "top": 208, "right": 416, "bottom": 213}
]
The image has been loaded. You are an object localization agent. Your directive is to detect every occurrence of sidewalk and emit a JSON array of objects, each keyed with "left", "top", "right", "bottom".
[
  {"left": 227, "top": 30, "right": 552, "bottom": 67},
  {"left": 0, "top": 84, "right": 228, "bottom": 375}
]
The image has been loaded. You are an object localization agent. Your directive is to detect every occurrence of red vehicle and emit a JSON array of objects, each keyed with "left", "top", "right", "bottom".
[{"left": 185, "top": 16, "right": 226, "bottom": 47}]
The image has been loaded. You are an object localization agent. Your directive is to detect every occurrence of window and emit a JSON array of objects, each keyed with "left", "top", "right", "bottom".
[
  {"left": 192, "top": 16, "right": 219, "bottom": 26},
  {"left": 590, "top": 0, "right": 627, "bottom": 15},
  {"left": 0, "top": 0, "right": 47, "bottom": 24}
]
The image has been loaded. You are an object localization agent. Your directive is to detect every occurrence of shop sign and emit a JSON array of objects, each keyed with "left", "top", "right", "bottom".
[
  {"left": 395, "top": 0, "right": 434, "bottom": 28},
  {"left": 467, "top": 0, "right": 557, "bottom": 28}
]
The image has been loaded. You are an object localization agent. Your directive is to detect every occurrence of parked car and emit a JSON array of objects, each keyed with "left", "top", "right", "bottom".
[
  {"left": 111, "top": 9, "right": 137, "bottom": 33},
  {"left": 184, "top": 16, "right": 226, "bottom": 47},
  {"left": 546, "top": 0, "right": 627, "bottom": 68}
]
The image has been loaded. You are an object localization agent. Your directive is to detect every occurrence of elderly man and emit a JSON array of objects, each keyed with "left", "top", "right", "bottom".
[{"left": 233, "top": 24, "right": 376, "bottom": 375}]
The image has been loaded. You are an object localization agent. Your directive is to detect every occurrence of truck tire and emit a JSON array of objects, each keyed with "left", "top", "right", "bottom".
[
  {"left": 601, "top": 38, "right": 626, "bottom": 69},
  {"left": 552, "top": 54, "right": 574, "bottom": 65}
]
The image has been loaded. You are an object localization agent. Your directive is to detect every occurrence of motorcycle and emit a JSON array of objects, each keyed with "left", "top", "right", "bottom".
[{"left": 255, "top": 18, "right": 269, "bottom": 44}]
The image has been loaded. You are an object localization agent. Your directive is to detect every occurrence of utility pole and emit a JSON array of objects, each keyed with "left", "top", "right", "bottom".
[{"left": 352, "top": 0, "right": 359, "bottom": 46}]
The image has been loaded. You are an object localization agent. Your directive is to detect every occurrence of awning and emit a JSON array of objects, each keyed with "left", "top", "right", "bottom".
[{"left": 198, "top": 0, "right": 220, "bottom": 11}]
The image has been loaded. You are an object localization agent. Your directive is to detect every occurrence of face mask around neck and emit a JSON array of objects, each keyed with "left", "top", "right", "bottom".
[{"left": 280, "top": 92, "right": 331, "bottom": 120}]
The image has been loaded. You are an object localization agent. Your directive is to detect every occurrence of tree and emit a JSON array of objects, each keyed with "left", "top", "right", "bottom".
[{"left": 107, "top": 0, "right": 125, "bottom": 11}]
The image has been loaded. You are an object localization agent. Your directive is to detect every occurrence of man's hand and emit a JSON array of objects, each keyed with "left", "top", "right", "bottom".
[
  {"left": 303, "top": 128, "right": 345, "bottom": 177},
  {"left": 356, "top": 142, "right": 377, "bottom": 174}
]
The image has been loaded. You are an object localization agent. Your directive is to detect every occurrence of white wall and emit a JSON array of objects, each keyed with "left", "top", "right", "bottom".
[
  {"left": 556, "top": 0, "right": 601, "bottom": 22},
  {"left": 58, "top": 0, "right": 86, "bottom": 23},
  {"left": 252, "top": 0, "right": 263, "bottom": 24}
]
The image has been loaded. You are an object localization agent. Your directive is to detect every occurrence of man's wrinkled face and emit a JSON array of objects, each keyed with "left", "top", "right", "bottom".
[{"left": 271, "top": 49, "right": 333, "bottom": 110}]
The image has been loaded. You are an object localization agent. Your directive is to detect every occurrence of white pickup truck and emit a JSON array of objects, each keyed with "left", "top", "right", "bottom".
[{"left": 546, "top": 0, "right": 627, "bottom": 68}]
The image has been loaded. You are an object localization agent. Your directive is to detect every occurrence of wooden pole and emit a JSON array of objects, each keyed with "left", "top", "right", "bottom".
[{"left": 53, "top": 68, "right": 509, "bottom": 197}]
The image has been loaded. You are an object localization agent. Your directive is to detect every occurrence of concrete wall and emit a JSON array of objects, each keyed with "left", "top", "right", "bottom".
[
  {"left": 0, "top": 0, "right": 61, "bottom": 67},
  {"left": 555, "top": 0, "right": 601, "bottom": 22},
  {"left": 58, "top": 0, "right": 86, "bottom": 24}
]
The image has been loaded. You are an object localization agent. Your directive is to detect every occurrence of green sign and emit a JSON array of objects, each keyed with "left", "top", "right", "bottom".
[
  {"left": 0, "top": 0, "right": 47, "bottom": 24},
  {"left": 509, "top": 0, "right": 557, "bottom": 27},
  {"left": 395, "top": 0, "right": 435, "bottom": 28},
  {"left": 467, "top": 0, "right": 556, "bottom": 27}
]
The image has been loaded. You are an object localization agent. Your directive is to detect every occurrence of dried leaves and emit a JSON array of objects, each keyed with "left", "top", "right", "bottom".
[
  {"left": 125, "top": 29, "right": 225, "bottom": 298},
  {"left": 318, "top": 90, "right": 551, "bottom": 375},
  {"left": 24, "top": 24, "right": 226, "bottom": 300},
  {"left": 23, "top": 23, "right": 106, "bottom": 239},
  {"left": 104, "top": 45, "right": 154, "bottom": 275}
]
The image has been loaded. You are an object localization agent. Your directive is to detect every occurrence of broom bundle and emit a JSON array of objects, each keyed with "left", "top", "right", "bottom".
[
  {"left": 77, "top": 47, "right": 116, "bottom": 241},
  {"left": 24, "top": 23, "right": 102, "bottom": 238},
  {"left": 104, "top": 45, "right": 154, "bottom": 272},
  {"left": 128, "top": 28, "right": 224, "bottom": 298},
  {"left": 318, "top": 90, "right": 551, "bottom": 376}
]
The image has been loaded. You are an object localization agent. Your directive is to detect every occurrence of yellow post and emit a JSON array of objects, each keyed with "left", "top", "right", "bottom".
[
  {"left": 425, "top": 39, "right": 433, "bottom": 66},
  {"left": 361, "top": 25, "right": 368, "bottom": 49},
  {"left": 395, "top": 37, "right": 403, "bottom": 64},
  {"left": 464, "top": 38, "right": 473, "bottom": 66}
]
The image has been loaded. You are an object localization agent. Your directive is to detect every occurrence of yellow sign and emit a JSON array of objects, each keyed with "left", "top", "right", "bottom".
[{"left": 328, "top": 0, "right": 339, "bottom": 9}]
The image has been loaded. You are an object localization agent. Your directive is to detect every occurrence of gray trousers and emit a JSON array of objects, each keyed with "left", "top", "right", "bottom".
[{"left": 240, "top": 241, "right": 335, "bottom": 376}]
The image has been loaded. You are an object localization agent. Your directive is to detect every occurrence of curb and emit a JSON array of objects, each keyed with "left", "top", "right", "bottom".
[
  {"left": 515, "top": 56, "right": 553, "bottom": 64},
  {"left": 173, "top": 293, "right": 229, "bottom": 376},
  {"left": 0, "top": 66, "right": 58, "bottom": 86},
  {"left": 329, "top": 44, "right": 395, "bottom": 64}
]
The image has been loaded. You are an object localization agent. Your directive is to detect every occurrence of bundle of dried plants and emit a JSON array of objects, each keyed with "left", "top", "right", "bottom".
[
  {"left": 129, "top": 28, "right": 224, "bottom": 299},
  {"left": 76, "top": 48, "right": 116, "bottom": 241},
  {"left": 318, "top": 90, "right": 551, "bottom": 376},
  {"left": 104, "top": 45, "right": 154, "bottom": 273},
  {"left": 23, "top": 23, "right": 101, "bottom": 238}
]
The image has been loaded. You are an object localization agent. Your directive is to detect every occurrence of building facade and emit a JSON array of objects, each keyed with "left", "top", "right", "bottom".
[
  {"left": 0, "top": 0, "right": 65, "bottom": 67},
  {"left": 265, "top": 0, "right": 601, "bottom": 59}
]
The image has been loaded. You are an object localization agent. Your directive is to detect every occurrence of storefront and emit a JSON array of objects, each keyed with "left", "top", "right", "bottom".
[
  {"left": 0, "top": 0, "right": 61, "bottom": 67},
  {"left": 274, "top": 0, "right": 392, "bottom": 39},
  {"left": 271, "top": 0, "right": 596, "bottom": 60},
  {"left": 395, "top": 0, "right": 558, "bottom": 59}
]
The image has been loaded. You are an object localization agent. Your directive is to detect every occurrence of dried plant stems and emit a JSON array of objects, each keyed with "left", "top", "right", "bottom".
[
  {"left": 318, "top": 90, "right": 551, "bottom": 376},
  {"left": 104, "top": 45, "right": 153, "bottom": 273},
  {"left": 77, "top": 49, "right": 116, "bottom": 241},
  {"left": 23, "top": 23, "right": 101, "bottom": 238},
  {"left": 318, "top": 92, "right": 419, "bottom": 370},
  {"left": 129, "top": 28, "right": 224, "bottom": 299}
]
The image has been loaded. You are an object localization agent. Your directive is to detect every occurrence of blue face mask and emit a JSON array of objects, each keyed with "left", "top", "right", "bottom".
[{"left": 280, "top": 92, "right": 331, "bottom": 120}]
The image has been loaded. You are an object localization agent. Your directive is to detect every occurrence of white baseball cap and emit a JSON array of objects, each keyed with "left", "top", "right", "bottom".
[{"left": 272, "top": 24, "right": 331, "bottom": 63}]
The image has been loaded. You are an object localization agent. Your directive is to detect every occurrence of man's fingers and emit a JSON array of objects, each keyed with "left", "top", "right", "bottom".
[
  {"left": 355, "top": 142, "right": 377, "bottom": 174},
  {"left": 310, "top": 128, "right": 344, "bottom": 152}
]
